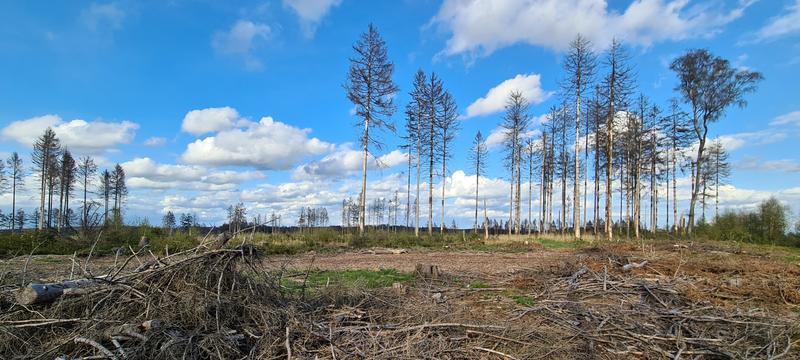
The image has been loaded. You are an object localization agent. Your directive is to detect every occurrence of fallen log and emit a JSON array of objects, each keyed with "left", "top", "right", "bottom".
[
  {"left": 15, "top": 279, "right": 106, "bottom": 305},
  {"left": 622, "top": 261, "right": 648, "bottom": 271}
]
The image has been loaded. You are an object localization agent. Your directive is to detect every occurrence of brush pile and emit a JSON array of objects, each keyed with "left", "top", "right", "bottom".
[
  {"left": 1, "top": 243, "right": 798, "bottom": 359},
  {"left": 514, "top": 263, "right": 799, "bottom": 358},
  {"left": 0, "top": 246, "right": 534, "bottom": 359}
]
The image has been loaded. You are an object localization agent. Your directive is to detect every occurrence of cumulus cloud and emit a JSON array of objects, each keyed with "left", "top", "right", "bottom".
[
  {"left": 432, "top": 0, "right": 754, "bottom": 57},
  {"left": 143, "top": 136, "right": 166, "bottom": 147},
  {"left": 181, "top": 107, "right": 240, "bottom": 135},
  {"left": 122, "top": 157, "right": 264, "bottom": 191},
  {"left": 1, "top": 114, "right": 138, "bottom": 152},
  {"left": 292, "top": 146, "right": 408, "bottom": 180},
  {"left": 484, "top": 122, "right": 544, "bottom": 149},
  {"left": 283, "top": 0, "right": 341, "bottom": 37},
  {"left": 715, "top": 130, "right": 786, "bottom": 152},
  {"left": 212, "top": 20, "right": 270, "bottom": 70},
  {"left": 464, "top": 74, "right": 551, "bottom": 118},
  {"left": 769, "top": 110, "right": 800, "bottom": 126},
  {"left": 180, "top": 116, "right": 333, "bottom": 169},
  {"left": 752, "top": 0, "right": 800, "bottom": 42}
]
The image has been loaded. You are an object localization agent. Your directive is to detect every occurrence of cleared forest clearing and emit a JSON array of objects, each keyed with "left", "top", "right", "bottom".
[{"left": 1, "top": 239, "right": 798, "bottom": 359}]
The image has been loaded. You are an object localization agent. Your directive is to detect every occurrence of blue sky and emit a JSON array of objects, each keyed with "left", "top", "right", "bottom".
[{"left": 1, "top": 0, "right": 800, "bottom": 227}]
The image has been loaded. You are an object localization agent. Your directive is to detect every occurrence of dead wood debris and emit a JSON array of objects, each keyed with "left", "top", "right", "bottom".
[{"left": 0, "top": 244, "right": 797, "bottom": 359}]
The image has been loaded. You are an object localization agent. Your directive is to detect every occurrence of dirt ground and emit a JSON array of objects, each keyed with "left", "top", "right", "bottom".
[{"left": 2, "top": 240, "right": 799, "bottom": 358}]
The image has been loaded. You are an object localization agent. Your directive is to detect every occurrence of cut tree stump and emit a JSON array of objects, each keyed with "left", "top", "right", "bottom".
[
  {"left": 16, "top": 279, "right": 105, "bottom": 305},
  {"left": 415, "top": 264, "right": 441, "bottom": 279}
]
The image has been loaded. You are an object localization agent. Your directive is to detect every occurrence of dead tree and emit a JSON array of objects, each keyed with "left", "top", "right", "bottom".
[
  {"left": 437, "top": 91, "right": 459, "bottom": 234},
  {"left": 600, "top": 39, "right": 634, "bottom": 240},
  {"left": 32, "top": 128, "right": 61, "bottom": 230},
  {"left": 345, "top": 23, "right": 399, "bottom": 235},
  {"left": 502, "top": 91, "right": 531, "bottom": 235},
  {"left": 563, "top": 34, "right": 596, "bottom": 239},
  {"left": 470, "top": 131, "right": 487, "bottom": 233}
]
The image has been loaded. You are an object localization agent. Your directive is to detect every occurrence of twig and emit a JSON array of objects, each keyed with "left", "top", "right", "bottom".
[
  {"left": 74, "top": 337, "right": 118, "bottom": 360},
  {"left": 473, "top": 346, "right": 518, "bottom": 359},
  {"left": 285, "top": 327, "right": 292, "bottom": 360},
  {"left": 83, "top": 230, "right": 104, "bottom": 277}
]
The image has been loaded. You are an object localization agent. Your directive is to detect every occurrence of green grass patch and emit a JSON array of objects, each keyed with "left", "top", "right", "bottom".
[
  {"left": 282, "top": 269, "right": 414, "bottom": 291},
  {"left": 508, "top": 294, "right": 535, "bottom": 307},
  {"left": 536, "top": 238, "right": 583, "bottom": 250},
  {"left": 468, "top": 281, "right": 490, "bottom": 289}
]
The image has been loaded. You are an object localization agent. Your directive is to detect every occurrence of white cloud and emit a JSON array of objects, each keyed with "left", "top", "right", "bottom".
[
  {"left": 180, "top": 116, "right": 333, "bottom": 169},
  {"left": 181, "top": 107, "right": 240, "bottom": 135},
  {"left": 122, "top": 157, "right": 264, "bottom": 191},
  {"left": 1, "top": 114, "right": 138, "bottom": 152},
  {"left": 769, "top": 110, "right": 800, "bottom": 126},
  {"left": 737, "top": 156, "right": 800, "bottom": 173},
  {"left": 715, "top": 129, "right": 786, "bottom": 152},
  {"left": 292, "top": 146, "right": 408, "bottom": 179},
  {"left": 753, "top": 0, "right": 800, "bottom": 42},
  {"left": 81, "top": 2, "right": 126, "bottom": 31},
  {"left": 283, "top": 0, "right": 342, "bottom": 37},
  {"left": 465, "top": 74, "right": 551, "bottom": 118},
  {"left": 143, "top": 136, "right": 166, "bottom": 147},
  {"left": 484, "top": 123, "right": 544, "bottom": 149},
  {"left": 432, "top": 0, "right": 753, "bottom": 57},
  {"left": 212, "top": 20, "right": 270, "bottom": 70}
]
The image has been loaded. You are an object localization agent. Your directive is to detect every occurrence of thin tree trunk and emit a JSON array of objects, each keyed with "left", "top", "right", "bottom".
[
  {"left": 415, "top": 116, "right": 421, "bottom": 237},
  {"left": 440, "top": 143, "right": 446, "bottom": 234},
  {"left": 10, "top": 176, "right": 16, "bottom": 233},
  {"left": 574, "top": 83, "right": 581, "bottom": 239},
  {"left": 358, "top": 119, "right": 369, "bottom": 235},
  {"left": 474, "top": 155, "right": 480, "bottom": 233}
]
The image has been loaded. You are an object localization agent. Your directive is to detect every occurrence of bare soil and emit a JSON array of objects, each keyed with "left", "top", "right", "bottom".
[{"left": 2, "top": 240, "right": 799, "bottom": 358}]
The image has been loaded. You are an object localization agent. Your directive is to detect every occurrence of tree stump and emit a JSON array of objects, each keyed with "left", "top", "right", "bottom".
[{"left": 415, "top": 264, "right": 441, "bottom": 279}]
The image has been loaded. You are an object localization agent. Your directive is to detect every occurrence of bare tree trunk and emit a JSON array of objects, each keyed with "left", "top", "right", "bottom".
[
  {"left": 440, "top": 145, "right": 446, "bottom": 234},
  {"left": 415, "top": 121, "right": 421, "bottom": 237},
  {"left": 605, "top": 108, "right": 614, "bottom": 241},
  {"left": 688, "top": 129, "right": 707, "bottom": 235},
  {"left": 574, "top": 86, "right": 581, "bottom": 239},
  {"left": 515, "top": 152, "right": 521, "bottom": 235},
  {"left": 358, "top": 120, "right": 369, "bottom": 235},
  {"left": 474, "top": 163, "right": 479, "bottom": 233},
  {"left": 406, "top": 151, "right": 411, "bottom": 228},
  {"left": 428, "top": 121, "right": 435, "bottom": 236}
]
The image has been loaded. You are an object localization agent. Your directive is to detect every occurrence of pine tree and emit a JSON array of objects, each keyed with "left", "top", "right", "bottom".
[
  {"left": 437, "top": 90, "right": 459, "bottom": 233},
  {"left": 6, "top": 153, "right": 24, "bottom": 233},
  {"left": 345, "top": 23, "right": 399, "bottom": 235},
  {"left": 563, "top": 34, "right": 596, "bottom": 239},
  {"left": 31, "top": 128, "right": 61, "bottom": 230},
  {"left": 502, "top": 91, "right": 531, "bottom": 235},
  {"left": 77, "top": 156, "right": 97, "bottom": 228},
  {"left": 470, "top": 131, "right": 487, "bottom": 232}
]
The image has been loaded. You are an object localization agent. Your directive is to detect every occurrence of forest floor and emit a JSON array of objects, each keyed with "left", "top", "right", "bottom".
[{"left": 2, "top": 238, "right": 799, "bottom": 358}]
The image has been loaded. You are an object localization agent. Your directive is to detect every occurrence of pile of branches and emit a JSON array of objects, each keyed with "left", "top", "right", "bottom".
[
  {"left": 0, "top": 245, "right": 537, "bottom": 359},
  {"left": 517, "top": 263, "right": 799, "bottom": 359}
]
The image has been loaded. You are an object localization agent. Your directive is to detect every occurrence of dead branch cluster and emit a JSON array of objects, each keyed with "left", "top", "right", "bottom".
[
  {"left": 515, "top": 262, "right": 798, "bottom": 359},
  {"left": 1, "top": 243, "right": 798, "bottom": 359}
]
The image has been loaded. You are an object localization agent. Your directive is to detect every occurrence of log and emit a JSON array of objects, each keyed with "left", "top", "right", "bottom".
[
  {"left": 622, "top": 260, "right": 648, "bottom": 271},
  {"left": 15, "top": 279, "right": 105, "bottom": 305}
]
